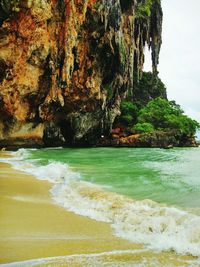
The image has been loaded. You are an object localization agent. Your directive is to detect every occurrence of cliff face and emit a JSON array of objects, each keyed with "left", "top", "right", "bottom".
[{"left": 0, "top": 0, "right": 162, "bottom": 147}]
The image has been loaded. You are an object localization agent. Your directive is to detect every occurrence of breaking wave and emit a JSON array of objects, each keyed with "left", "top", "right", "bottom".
[{"left": 3, "top": 149, "right": 200, "bottom": 258}]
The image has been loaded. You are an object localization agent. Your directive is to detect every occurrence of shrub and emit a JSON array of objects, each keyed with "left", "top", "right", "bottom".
[
  {"left": 118, "top": 101, "right": 138, "bottom": 125},
  {"left": 132, "top": 122, "right": 155, "bottom": 133},
  {"left": 137, "top": 97, "right": 200, "bottom": 135},
  {"left": 121, "top": 101, "right": 138, "bottom": 116},
  {"left": 121, "top": 114, "right": 134, "bottom": 125},
  {"left": 136, "top": 0, "right": 161, "bottom": 19}
]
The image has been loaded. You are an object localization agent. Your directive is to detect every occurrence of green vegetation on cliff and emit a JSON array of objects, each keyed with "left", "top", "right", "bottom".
[
  {"left": 133, "top": 72, "right": 167, "bottom": 107},
  {"left": 136, "top": 0, "right": 155, "bottom": 18},
  {"left": 134, "top": 97, "right": 200, "bottom": 135},
  {"left": 136, "top": 0, "right": 161, "bottom": 18},
  {"left": 117, "top": 72, "right": 200, "bottom": 139},
  {"left": 132, "top": 122, "right": 155, "bottom": 134},
  {"left": 118, "top": 101, "right": 138, "bottom": 126}
]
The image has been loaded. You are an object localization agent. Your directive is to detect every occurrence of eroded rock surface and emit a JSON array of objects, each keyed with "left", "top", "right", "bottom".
[{"left": 0, "top": 0, "right": 162, "bottom": 147}]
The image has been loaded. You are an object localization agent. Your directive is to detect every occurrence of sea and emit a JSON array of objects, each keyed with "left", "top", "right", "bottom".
[{"left": 1, "top": 147, "right": 200, "bottom": 266}]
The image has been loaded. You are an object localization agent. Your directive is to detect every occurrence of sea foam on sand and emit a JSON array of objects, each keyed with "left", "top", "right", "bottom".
[{"left": 3, "top": 149, "right": 200, "bottom": 259}]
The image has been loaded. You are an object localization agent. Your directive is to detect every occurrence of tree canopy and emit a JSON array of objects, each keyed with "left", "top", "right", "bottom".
[
  {"left": 117, "top": 101, "right": 138, "bottom": 126},
  {"left": 134, "top": 97, "right": 200, "bottom": 135}
]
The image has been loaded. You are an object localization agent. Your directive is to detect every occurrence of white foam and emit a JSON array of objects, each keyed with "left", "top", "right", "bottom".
[
  {"left": 1, "top": 249, "right": 200, "bottom": 267},
  {"left": 6, "top": 149, "right": 81, "bottom": 184},
  {"left": 0, "top": 249, "right": 148, "bottom": 267},
  {"left": 11, "top": 148, "right": 31, "bottom": 160},
  {"left": 7, "top": 195, "right": 49, "bottom": 204},
  {"left": 51, "top": 182, "right": 200, "bottom": 257},
  {"left": 2, "top": 149, "right": 200, "bottom": 258}
]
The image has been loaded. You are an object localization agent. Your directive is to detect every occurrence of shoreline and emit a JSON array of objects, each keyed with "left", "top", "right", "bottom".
[
  {"left": 0, "top": 143, "right": 199, "bottom": 152},
  {"left": 0, "top": 131, "right": 199, "bottom": 151},
  {"left": 0, "top": 154, "right": 141, "bottom": 264},
  {"left": 0, "top": 152, "right": 198, "bottom": 266}
]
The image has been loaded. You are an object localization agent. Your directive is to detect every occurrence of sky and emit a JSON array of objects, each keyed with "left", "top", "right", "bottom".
[{"left": 144, "top": 0, "right": 200, "bottom": 126}]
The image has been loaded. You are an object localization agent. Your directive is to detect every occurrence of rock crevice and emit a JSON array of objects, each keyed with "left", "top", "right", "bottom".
[{"left": 0, "top": 0, "right": 163, "bottom": 147}]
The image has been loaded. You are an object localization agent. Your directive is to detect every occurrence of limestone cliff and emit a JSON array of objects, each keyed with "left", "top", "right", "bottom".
[{"left": 0, "top": 0, "right": 162, "bottom": 147}]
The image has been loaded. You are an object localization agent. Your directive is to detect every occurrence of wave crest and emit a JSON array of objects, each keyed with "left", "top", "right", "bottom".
[{"left": 3, "top": 149, "right": 200, "bottom": 258}]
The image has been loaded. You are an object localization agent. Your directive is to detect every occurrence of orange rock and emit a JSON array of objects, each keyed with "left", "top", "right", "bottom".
[
  {"left": 112, "top": 128, "right": 121, "bottom": 134},
  {"left": 0, "top": 1, "right": 163, "bottom": 147}
]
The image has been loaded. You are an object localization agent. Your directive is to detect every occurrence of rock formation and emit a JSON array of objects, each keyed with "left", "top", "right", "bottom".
[{"left": 0, "top": 0, "right": 162, "bottom": 148}]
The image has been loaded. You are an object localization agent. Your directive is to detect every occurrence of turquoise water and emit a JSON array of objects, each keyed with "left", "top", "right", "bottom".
[
  {"left": 25, "top": 147, "right": 200, "bottom": 208},
  {"left": 6, "top": 146, "right": 200, "bottom": 258}
]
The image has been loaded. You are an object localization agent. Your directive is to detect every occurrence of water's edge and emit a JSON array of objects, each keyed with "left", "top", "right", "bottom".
[{"left": 1, "top": 148, "right": 200, "bottom": 261}]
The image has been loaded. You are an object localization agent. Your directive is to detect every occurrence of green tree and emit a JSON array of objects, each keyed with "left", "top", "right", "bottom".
[
  {"left": 118, "top": 101, "right": 138, "bottom": 126},
  {"left": 132, "top": 122, "right": 155, "bottom": 133},
  {"left": 137, "top": 97, "right": 200, "bottom": 135}
]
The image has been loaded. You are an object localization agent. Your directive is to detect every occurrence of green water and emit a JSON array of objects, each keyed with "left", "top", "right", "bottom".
[{"left": 26, "top": 147, "right": 200, "bottom": 208}]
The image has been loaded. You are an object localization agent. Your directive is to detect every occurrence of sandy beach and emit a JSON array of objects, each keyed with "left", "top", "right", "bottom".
[
  {"left": 0, "top": 152, "right": 143, "bottom": 265},
  {"left": 0, "top": 152, "right": 197, "bottom": 266}
]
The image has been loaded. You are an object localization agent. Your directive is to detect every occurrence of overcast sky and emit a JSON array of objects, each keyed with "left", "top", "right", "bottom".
[{"left": 145, "top": 0, "right": 200, "bottom": 124}]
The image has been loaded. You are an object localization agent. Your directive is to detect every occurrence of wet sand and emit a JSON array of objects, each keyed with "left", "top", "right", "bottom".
[
  {"left": 0, "top": 153, "right": 141, "bottom": 264},
  {"left": 0, "top": 152, "right": 197, "bottom": 266}
]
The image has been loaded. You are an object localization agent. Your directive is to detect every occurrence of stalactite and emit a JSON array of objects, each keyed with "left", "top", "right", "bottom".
[
  {"left": 150, "top": 1, "right": 163, "bottom": 75},
  {"left": 134, "top": 0, "right": 163, "bottom": 77},
  {"left": 0, "top": 0, "right": 163, "bottom": 146}
]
